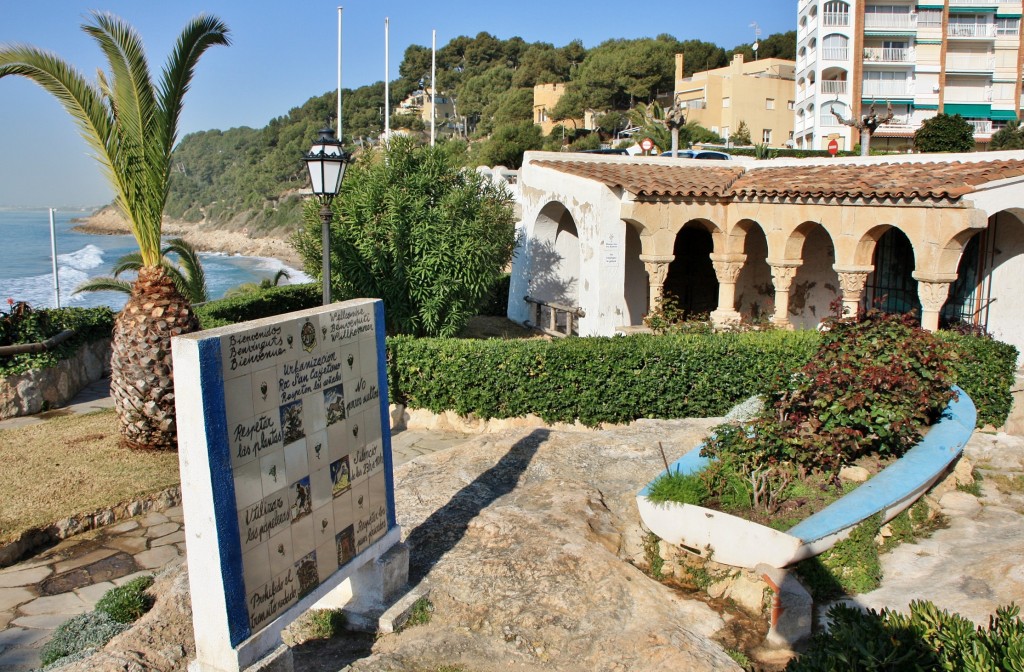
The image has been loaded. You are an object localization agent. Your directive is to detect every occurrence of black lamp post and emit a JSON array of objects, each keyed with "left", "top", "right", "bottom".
[{"left": 303, "top": 127, "right": 351, "bottom": 305}]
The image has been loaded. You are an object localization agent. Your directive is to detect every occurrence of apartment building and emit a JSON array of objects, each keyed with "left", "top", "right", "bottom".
[
  {"left": 795, "top": 0, "right": 1024, "bottom": 151},
  {"left": 674, "top": 53, "right": 797, "bottom": 147},
  {"left": 396, "top": 88, "right": 458, "bottom": 129}
]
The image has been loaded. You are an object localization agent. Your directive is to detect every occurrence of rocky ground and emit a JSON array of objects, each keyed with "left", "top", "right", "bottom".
[{"left": 72, "top": 207, "right": 303, "bottom": 268}]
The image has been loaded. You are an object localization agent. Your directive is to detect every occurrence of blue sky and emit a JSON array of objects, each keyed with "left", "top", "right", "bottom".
[{"left": 0, "top": 0, "right": 795, "bottom": 208}]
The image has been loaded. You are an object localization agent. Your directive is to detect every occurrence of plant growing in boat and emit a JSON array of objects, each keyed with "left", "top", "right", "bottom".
[{"left": 649, "top": 309, "right": 958, "bottom": 518}]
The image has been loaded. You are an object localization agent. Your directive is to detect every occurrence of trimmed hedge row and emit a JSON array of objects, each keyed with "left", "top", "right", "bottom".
[
  {"left": 388, "top": 331, "right": 821, "bottom": 425},
  {"left": 188, "top": 286, "right": 1020, "bottom": 428},
  {"left": 0, "top": 307, "right": 116, "bottom": 377}
]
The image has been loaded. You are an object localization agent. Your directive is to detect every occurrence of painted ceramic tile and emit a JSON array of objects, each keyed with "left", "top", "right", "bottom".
[
  {"left": 232, "top": 458, "right": 264, "bottom": 510},
  {"left": 283, "top": 437, "right": 309, "bottom": 485},
  {"left": 279, "top": 399, "right": 305, "bottom": 447},
  {"left": 309, "top": 463, "right": 333, "bottom": 511},
  {"left": 241, "top": 541, "right": 271, "bottom": 595},
  {"left": 294, "top": 549, "right": 319, "bottom": 600},
  {"left": 315, "top": 538, "right": 338, "bottom": 583},
  {"left": 259, "top": 449, "right": 287, "bottom": 494},
  {"left": 229, "top": 410, "right": 284, "bottom": 470},
  {"left": 268, "top": 527, "right": 295, "bottom": 578},
  {"left": 252, "top": 364, "right": 280, "bottom": 414},
  {"left": 351, "top": 439, "right": 383, "bottom": 484},
  {"left": 238, "top": 488, "right": 289, "bottom": 555},
  {"left": 223, "top": 374, "right": 254, "bottom": 431},
  {"left": 312, "top": 503, "right": 335, "bottom": 549},
  {"left": 220, "top": 321, "right": 292, "bottom": 381},
  {"left": 290, "top": 512, "right": 316, "bottom": 560}
]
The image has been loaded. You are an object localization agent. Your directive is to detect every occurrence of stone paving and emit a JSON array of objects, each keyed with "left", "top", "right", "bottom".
[{"left": 0, "top": 378, "right": 471, "bottom": 672}]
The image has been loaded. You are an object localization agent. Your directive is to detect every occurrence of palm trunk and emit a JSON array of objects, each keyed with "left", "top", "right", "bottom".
[{"left": 110, "top": 265, "right": 198, "bottom": 450}]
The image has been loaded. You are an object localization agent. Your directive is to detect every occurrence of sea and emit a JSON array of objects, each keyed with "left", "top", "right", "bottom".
[{"left": 0, "top": 208, "right": 310, "bottom": 311}]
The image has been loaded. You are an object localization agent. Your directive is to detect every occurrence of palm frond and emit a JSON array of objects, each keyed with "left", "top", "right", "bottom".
[
  {"left": 110, "top": 252, "right": 145, "bottom": 276},
  {"left": 74, "top": 276, "right": 133, "bottom": 295},
  {"left": 162, "top": 238, "right": 208, "bottom": 303}
]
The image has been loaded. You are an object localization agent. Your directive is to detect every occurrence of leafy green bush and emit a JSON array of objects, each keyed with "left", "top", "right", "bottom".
[
  {"left": 938, "top": 331, "right": 1019, "bottom": 427},
  {"left": 94, "top": 575, "right": 155, "bottom": 623},
  {"left": 646, "top": 470, "right": 710, "bottom": 505},
  {"left": 194, "top": 283, "right": 320, "bottom": 329},
  {"left": 39, "top": 611, "right": 127, "bottom": 666},
  {"left": 478, "top": 273, "right": 511, "bottom": 317},
  {"left": 0, "top": 305, "right": 115, "bottom": 376},
  {"left": 787, "top": 600, "right": 1024, "bottom": 671}
]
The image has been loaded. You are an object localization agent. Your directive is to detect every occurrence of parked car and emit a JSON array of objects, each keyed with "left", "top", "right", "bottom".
[{"left": 661, "top": 149, "right": 732, "bottom": 160}]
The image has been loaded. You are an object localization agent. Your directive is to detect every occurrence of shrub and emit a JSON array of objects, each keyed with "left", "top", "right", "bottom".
[
  {"left": 94, "top": 575, "right": 155, "bottom": 623},
  {"left": 0, "top": 305, "right": 115, "bottom": 376},
  {"left": 304, "top": 609, "right": 347, "bottom": 639},
  {"left": 194, "top": 283, "right": 320, "bottom": 329},
  {"left": 787, "top": 600, "right": 1024, "bottom": 671},
  {"left": 39, "top": 611, "right": 127, "bottom": 666},
  {"left": 938, "top": 331, "right": 1019, "bottom": 427},
  {"left": 646, "top": 470, "right": 710, "bottom": 505},
  {"left": 704, "top": 311, "right": 957, "bottom": 484}
]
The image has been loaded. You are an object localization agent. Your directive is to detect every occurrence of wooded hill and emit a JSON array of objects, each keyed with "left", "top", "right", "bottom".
[{"left": 166, "top": 31, "right": 795, "bottom": 231}]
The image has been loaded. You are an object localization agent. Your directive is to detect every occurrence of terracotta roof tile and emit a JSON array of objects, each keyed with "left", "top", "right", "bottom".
[
  {"left": 531, "top": 157, "right": 1024, "bottom": 201},
  {"left": 531, "top": 160, "right": 744, "bottom": 197}
]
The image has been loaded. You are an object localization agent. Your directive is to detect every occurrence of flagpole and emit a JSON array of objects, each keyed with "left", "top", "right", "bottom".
[
  {"left": 49, "top": 208, "right": 60, "bottom": 309},
  {"left": 344, "top": 5, "right": 348, "bottom": 142},
  {"left": 384, "top": 18, "right": 390, "bottom": 143},
  {"left": 430, "top": 29, "right": 437, "bottom": 147}
]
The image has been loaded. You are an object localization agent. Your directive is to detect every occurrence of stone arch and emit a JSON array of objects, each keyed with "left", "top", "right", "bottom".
[
  {"left": 529, "top": 200, "right": 580, "bottom": 307},
  {"left": 734, "top": 221, "right": 773, "bottom": 322},
  {"left": 865, "top": 227, "right": 919, "bottom": 315},
  {"left": 785, "top": 220, "right": 837, "bottom": 261},
  {"left": 791, "top": 223, "right": 840, "bottom": 329},
  {"left": 967, "top": 210, "right": 1024, "bottom": 353},
  {"left": 852, "top": 223, "right": 893, "bottom": 267},
  {"left": 664, "top": 220, "right": 719, "bottom": 316}
]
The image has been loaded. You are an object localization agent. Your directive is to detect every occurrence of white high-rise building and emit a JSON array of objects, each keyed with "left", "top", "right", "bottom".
[{"left": 795, "top": 0, "right": 1023, "bottom": 151}]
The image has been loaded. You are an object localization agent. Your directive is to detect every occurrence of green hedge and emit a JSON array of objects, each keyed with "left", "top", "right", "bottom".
[
  {"left": 194, "top": 283, "right": 320, "bottom": 329},
  {"left": 189, "top": 288, "right": 1018, "bottom": 428},
  {"left": 0, "top": 307, "right": 115, "bottom": 377},
  {"left": 938, "top": 332, "right": 1019, "bottom": 427},
  {"left": 388, "top": 331, "right": 821, "bottom": 425}
]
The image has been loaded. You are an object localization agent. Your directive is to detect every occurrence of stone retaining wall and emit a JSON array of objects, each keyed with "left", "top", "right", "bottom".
[{"left": 0, "top": 337, "right": 111, "bottom": 420}]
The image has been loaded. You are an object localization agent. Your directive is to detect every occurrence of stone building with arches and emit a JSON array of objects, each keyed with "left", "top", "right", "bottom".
[{"left": 508, "top": 151, "right": 1024, "bottom": 359}]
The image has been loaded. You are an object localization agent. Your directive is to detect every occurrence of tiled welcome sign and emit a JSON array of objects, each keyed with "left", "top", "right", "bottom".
[{"left": 173, "top": 299, "right": 397, "bottom": 669}]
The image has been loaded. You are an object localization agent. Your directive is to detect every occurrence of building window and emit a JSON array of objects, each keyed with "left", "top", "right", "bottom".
[
  {"left": 997, "top": 17, "right": 1020, "bottom": 36},
  {"left": 762, "top": 129, "right": 772, "bottom": 143},
  {"left": 722, "top": 97, "right": 731, "bottom": 108},
  {"left": 788, "top": 100, "right": 796, "bottom": 110},
  {"left": 918, "top": 9, "right": 942, "bottom": 28},
  {"left": 766, "top": 98, "right": 775, "bottom": 110}
]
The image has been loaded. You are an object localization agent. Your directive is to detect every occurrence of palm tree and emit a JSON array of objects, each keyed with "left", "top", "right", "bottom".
[
  {"left": 0, "top": 13, "right": 230, "bottom": 450},
  {"left": 75, "top": 238, "right": 209, "bottom": 304}
]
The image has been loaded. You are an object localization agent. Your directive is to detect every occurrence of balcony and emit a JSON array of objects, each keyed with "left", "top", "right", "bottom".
[
  {"left": 947, "top": 23, "right": 998, "bottom": 38},
  {"left": 950, "top": 0, "right": 998, "bottom": 4},
  {"left": 820, "top": 113, "right": 844, "bottom": 127},
  {"left": 864, "top": 14, "right": 917, "bottom": 31},
  {"left": 969, "top": 119, "right": 994, "bottom": 134},
  {"left": 863, "top": 47, "right": 913, "bottom": 63},
  {"left": 862, "top": 81, "right": 914, "bottom": 97},
  {"left": 821, "top": 80, "right": 849, "bottom": 94},
  {"left": 822, "top": 47, "right": 849, "bottom": 60},
  {"left": 823, "top": 11, "right": 850, "bottom": 26}
]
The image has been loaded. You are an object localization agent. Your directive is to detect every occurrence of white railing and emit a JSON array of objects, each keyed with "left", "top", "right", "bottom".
[
  {"left": 823, "top": 11, "right": 851, "bottom": 26},
  {"left": 864, "top": 47, "right": 912, "bottom": 62},
  {"left": 864, "top": 14, "right": 917, "bottom": 30},
  {"left": 862, "top": 81, "right": 913, "bottom": 96},
  {"left": 822, "top": 47, "right": 849, "bottom": 60},
  {"left": 885, "top": 114, "right": 915, "bottom": 127},
  {"left": 946, "top": 55, "right": 996, "bottom": 70},
  {"left": 947, "top": 88, "right": 994, "bottom": 102},
  {"left": 820, "top": 113, "right": 844, "bottom": 127},
  {"left": 948, "top": 23, "right": 998, "bottom": 37},
  {"left": 821, "top": 79, "right": 849, "bottom": 94},
  {"left": 969, "top": 119, "right": 994, "bottom": 133},
  {"left": 950, "top": 0, "right": 998, "bottom": 4}
]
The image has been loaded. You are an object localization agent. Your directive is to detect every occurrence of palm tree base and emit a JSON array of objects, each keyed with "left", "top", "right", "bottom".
[{"left": 110, "top": 266, "right": 198, "bottom": 451}]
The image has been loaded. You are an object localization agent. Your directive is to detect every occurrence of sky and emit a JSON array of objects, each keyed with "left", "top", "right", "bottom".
[{"left": 0, "top": 0, "right": 796, "bottom": 208}]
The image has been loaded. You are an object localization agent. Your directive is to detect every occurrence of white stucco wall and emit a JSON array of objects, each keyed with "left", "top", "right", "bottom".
[{"left": 985, "top": 214, "right": 1024, "bottom": 363}]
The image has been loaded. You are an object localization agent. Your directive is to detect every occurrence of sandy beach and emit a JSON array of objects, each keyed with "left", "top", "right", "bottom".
[{"left": 72, "top": 207, "right": 305, "bottom": 269}]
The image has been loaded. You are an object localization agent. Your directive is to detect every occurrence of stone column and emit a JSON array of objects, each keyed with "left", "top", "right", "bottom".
[
  {"left": 833, "top": 266, "right": 872, "bottom": 319},
  {"left": 640, "top": 254, "right": 674, "bottom": 312},
  {"left": 916, "top": 279, "right": 952, "bottom": 332},
  {"left": 768, "top": 262, "right": 801, "bottom": 329},
  {"left": 710, "top": 255, "right": 746, "bottom": 328}
]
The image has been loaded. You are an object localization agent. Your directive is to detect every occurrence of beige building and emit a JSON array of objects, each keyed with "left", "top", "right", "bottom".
[
  {"left": 675, "top": 54, "right": 797, "bottom": 147},
  {"left": 396, "top": 88, "right": 457, "bottom": 129},
  {"left": 533, "top": 82, "right": 593, "bottom": 136}
]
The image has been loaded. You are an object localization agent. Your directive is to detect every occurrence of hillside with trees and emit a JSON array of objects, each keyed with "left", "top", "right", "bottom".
[{"left": 165, "top": 30, "right": 796, "bottom": 232}]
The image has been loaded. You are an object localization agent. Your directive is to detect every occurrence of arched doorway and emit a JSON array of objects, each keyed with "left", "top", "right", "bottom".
[
  {"left": 865, "top": 227, "right": 920, "bottom": 316},
  {"left": 734, "top": 223, "right": 772, "bottom": 322},
  {"left": 528, "top": 201, "right": 580, "bottom": 307},
  {"left": 623, "top": 223, "right": 646, "bottom": 324},
  {"left": 664, "top": 223, "right": 718, "bottom": 316}
]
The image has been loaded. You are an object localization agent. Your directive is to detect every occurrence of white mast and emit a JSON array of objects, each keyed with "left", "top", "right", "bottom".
[
  {"left": 430, "top": 29, "right": 437, "bottom": 147},
  {"left": 49, "top": 208, "right": 60, "bottom": 308},
  {"left": 344, "top": 6, "right": 348, "bottom": 140},
  {"left": 384, "top": 17, "right": 390, "bottom": 142}
]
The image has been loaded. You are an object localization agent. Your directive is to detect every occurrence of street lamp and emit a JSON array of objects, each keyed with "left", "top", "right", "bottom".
[{"left": 303, "top": 127, "right": 351, "bottom": 305}]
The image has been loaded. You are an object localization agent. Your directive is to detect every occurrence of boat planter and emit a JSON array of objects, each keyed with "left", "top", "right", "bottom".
[{"left": 637, "top": 387, "right": 977, "bottom": 570}]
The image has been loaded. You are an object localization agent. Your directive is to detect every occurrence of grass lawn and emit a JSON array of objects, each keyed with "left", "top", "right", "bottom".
[{"left": 0, "top": 409, "right": 181, "bottom": 546}]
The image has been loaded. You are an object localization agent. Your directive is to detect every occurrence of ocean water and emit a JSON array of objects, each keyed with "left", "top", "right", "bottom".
[{"left": 0, "top": 209, "right": 310, "bottom": 311}]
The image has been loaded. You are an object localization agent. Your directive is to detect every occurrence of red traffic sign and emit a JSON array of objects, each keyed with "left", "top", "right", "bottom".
[
  {"left": 640, "top": 138, "right": 654, "bottom": 152},
  {"left": 827, "top": 139, "right": 839, "bottom": 156}
]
